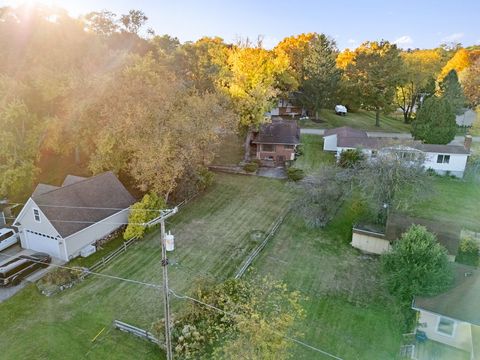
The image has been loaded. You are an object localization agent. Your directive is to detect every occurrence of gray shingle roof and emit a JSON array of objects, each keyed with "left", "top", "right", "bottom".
[
  {"left": 62, "top": 175, "right": 87, "bottom": 187},
  {"left": 323, "top": 126, "right": 367, "bottom": 138},
  {"left": 414, "top": 264, "right": 480, "bottom": 325},
  {"left": 32, "top": 172, "right": 136, "bottom": 237},
  {"left": 385, "top": 213, "right": 460, "bottom": 256},
  {"left": 32, "top": 184, "right": 60, "bottom": 198},
  {"left": 252, "top": 120, "right": 300, "bottom": 145},
  {"left": 414, "top": 143, "right": 470, "bottom": 155}
]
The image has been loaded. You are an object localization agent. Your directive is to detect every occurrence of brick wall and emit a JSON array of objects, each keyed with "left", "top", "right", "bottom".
[{"left": 256, "top": 144, "right": 295, "bottom": 162}]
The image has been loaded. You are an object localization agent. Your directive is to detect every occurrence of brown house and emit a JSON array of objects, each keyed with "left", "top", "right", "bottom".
[{"left": 252, "top": 120, "right": 300, "bottom": 166}]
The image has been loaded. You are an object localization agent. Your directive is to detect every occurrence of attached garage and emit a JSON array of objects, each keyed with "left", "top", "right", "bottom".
[{"left": 23, "top": 230, "right": 62, "bottom": 259}]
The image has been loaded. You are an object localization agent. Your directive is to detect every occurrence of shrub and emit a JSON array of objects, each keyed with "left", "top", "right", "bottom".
[
  {"left": 41, "top": 267, "right": 83, "bottom": 287},
  {"left": 456, "top": 236, "right": 479, "bottom": 267},
  {"left": 252, "top": 158, "right": 262, "bottom": 166},
  {"left": 196, "top": 168, "right": 215, "bottom": 191},
  {"left": 243, "top": 162, "right": 258, "bottom": 173},
  {"left": 295, "top": 144, "right": 304, "bottom": 156},
  {"left": 287, "top": 167, "right": 305, "bottom": 181},
  {"left": 338, "top": 149, "right": 363, "bottom": 168}
]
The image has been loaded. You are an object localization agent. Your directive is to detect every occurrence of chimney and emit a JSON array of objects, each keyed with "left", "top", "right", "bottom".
[{"left": 464, "top": 135, "right": 472, "bottom": 151}]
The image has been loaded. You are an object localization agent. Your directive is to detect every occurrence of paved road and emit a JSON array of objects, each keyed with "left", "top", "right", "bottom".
[{"left": 300, "top": 128, "right": 480, "bottom": 145}]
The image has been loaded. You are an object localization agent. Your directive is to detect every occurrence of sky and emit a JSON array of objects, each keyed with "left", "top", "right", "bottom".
[{"left": 3, "top": 0, "right": 480, "bottom": 49}]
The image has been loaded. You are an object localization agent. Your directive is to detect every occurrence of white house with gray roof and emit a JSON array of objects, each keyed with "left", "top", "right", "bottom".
[
  {"left": 323, "top": 127, "right": 472, "bottom": 178},
  {"left": 13, "top": 172, "right": 135, "bottom": 261}
]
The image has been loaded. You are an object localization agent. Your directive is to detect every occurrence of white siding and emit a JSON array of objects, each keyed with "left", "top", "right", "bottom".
[
  {"left": 423, "top": 152, "right": 469, "bottom": 178},
  {"left": 14, "top": 198, "right": 65, "bottom": 259},
  {"left": 323, "top": 134, "right": 338, "bottom": 151},
  {"left": 417, "top": 310, "right": 473, "bottom": 352},
  {"left": 64, "top": 209, "right": 129, "bottom": 260}
]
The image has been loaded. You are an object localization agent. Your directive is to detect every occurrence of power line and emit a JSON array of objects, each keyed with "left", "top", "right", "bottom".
[{"left": 169, "top": 288, "right": 344, "bottom": 360}]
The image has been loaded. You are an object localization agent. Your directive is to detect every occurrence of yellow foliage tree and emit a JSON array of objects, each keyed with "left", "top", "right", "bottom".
[{"left": 438, "top": 48, "right": 471, "bottom": 81}]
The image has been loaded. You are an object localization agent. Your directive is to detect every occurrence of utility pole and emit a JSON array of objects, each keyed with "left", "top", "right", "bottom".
[{"left": 146, "top": 207, "right": 178, "bottom": 360}]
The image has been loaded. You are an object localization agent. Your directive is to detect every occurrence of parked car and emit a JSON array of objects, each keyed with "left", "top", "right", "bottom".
[
  {"left": 0, "top": 228, "right": 18, "bottom": 252},
  {"left": 335, "top": 105, "right": 348, "bottom": 116},
  {"left": 0, "top": 252, "right": 51, "bottom": 287}
]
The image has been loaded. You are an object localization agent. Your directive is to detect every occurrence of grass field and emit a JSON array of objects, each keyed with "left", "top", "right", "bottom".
[
  {"left": 295, "top": 135, "right": 335, "bottom": 173},
  {"left": 247, "top": 209, "right": 403, "bottom": 360},
  {"left": 409, "top": 176, "right": 480, "bottom": 232},
  {"left": 0, "top": 173, "right": 293, "bottom": 360},
  {"left": 299, "top": 109, "right": 411, "bottom": 133}
]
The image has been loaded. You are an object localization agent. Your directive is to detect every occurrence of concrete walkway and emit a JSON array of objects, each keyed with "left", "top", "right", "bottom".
[
  {"left": 257, "top": 167, "right": 287, "bottom": 179},
  {"left": 300, "top": 128, "right": 480, "bottom": 145}
]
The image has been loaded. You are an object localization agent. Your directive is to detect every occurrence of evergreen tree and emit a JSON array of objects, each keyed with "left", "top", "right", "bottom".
[
  {"left": 412, "top": 96, "right": 457, "bottom": 144},
  {"left": 439, "top": 69, "right": 466, "bottom": 115},
  {"left": 299, "top": 34, "right": 341, "bottom": 120}
]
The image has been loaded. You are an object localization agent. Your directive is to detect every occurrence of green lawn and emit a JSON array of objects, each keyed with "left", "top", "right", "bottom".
[
  {"left": 0, "top": 173, "right": 293, "bottom": 360},
  {"left": 408, "top": 176, "right": 480, "bottom": 232},
  {"left": 295, "top": 135, "right": 335, "bottom": 174},
  {"left": 299, "top": 109, "right": 411, "bottom": 133},
  {"left": 247, "top": 209, "right": 403, "bottom": 360}
]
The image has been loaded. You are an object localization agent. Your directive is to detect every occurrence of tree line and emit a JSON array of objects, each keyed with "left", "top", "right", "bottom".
[{"left": 1, "top": 4, "right": 478, "bottom": 201}]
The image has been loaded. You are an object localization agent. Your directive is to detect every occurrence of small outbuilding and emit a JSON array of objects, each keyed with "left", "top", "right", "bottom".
[{"left": 351, "top": 213, "right": 461, "bottom": 261}]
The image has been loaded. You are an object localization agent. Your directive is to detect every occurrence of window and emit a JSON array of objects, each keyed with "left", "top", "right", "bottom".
[
  {"left": 437, "top": 317, "right": 455, "bottom": 336},
  {"left": 33, "top": 209, "right": 41, "bottom": 223},
  {"left": 262, "top": 144, "right": 275, "bottom": 152},
  {"left": 284, "top": 145, "right": 295, "bottom": 150},
  {"left": 437, "top": 154, "right": 450, "bottom": 164}
]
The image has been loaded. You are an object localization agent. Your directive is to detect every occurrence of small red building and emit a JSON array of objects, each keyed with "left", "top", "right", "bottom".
[{"left": 252, "top": 120, "right": 300, "bottom": 166}]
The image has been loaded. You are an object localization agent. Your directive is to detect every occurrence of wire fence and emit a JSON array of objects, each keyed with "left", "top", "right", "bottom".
[{"left": 235, "top": 207, "right": 291, "bottom": 279}]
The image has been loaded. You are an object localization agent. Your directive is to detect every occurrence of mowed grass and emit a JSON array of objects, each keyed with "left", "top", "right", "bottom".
[
  {"left": 0, "top": 173, "right": 293, "bottom": 360},
  {"left": 295, "top": 135, "right": 335, "bottom": 174},
  {"left": 299, "top": 109, "right": 410, "bottom": 133},
  {"left": 248, "top": 211, "right": 403, "bottom": 360},
  {"left": 409, "top": 176, "right": 480, "bottom": 232}
]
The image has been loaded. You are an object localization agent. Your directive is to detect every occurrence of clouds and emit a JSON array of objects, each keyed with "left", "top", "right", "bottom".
[
  {"left": 442, "top": 32, "right": 464, "bottom": 43},
  {"left": 393, "top": 35, "right": 413, "bottom": 48}
]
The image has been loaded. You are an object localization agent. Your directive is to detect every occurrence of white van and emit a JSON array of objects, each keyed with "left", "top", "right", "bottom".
[{"left": 0, "top": 228, "right": 18, "bottom": 252}]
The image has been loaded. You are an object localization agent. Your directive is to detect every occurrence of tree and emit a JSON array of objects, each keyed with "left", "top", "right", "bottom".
[
  {"left": 294, "top": 166, "right": 352, "bottom": 228},
  {"left": 412, "top": 96, "right": 457, "bottom": 144},
  {"left": 395, "top": 50, "right": 443, "bottom": 123},
  {"left": 221, "top": 43, "right": 289, "bottom": 161},
  {"left": 382, "top": 225, "right": 453, "bottom": 304},
  {"left": 298, "top": 34, "right": 341, "bottom": 120},
  {"left": 273, "top": 33, "right": 315, "bottom": 93},
  {"left": 438, "top": 48, "right": 471, "bottom": 81},
  {"left": 343, "top": 41, "right": 403, "bottom": 126},
  {"left": 84, "top": 10, "right": 119, "bottom": 36},
  {"left": 439, "top": 69, "right": 466, "bottom": 115},
  {"left": 153, "top": 276, "right": 304, "bottom": 359},
  {"left": 338, "top": 149, "right": 364, "bottom": 168},
  {"left": 355, "top": 148, "right": 429, "bottom": 222},
  {"left": 120, "top": 9, "right": 147, "bottom": 34},
  {"left": 123, "top": 193, "right": 166, "bottom": 240},
  {"left": 460, "top": 58, "right": 480, "bottom": 107}
]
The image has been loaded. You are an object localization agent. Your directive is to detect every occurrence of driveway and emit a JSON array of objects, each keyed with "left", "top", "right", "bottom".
[
  {"left": 300, "top": 128, "right": 480, "bottom": 145},
  {"left": 257, "top": 167, "right": 287, "bottom": 179},
  {"left": 0, "top": 246, "right": 63, "bottom": 302}
]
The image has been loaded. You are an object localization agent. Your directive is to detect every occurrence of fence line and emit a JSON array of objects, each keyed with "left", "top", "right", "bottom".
[
  {"left": 113, "top": 320, "right": 164, "bottom": 348},
  {"left": 235, "top": 208, "right": 290, "bottom": 279},
  {"left": 88, "top": 237, "right": 138, "bottom": 273}
]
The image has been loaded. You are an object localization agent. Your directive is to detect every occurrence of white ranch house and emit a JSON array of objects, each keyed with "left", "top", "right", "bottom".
[
  {"left": 13, "top": 172, "right": 135, "bottom": 261},
  {"left": 323, "top": 127, "right": 472, "bottom": 178}
]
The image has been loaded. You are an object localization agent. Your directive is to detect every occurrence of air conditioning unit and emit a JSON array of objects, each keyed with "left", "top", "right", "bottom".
[{"left": 80, "top": 244, "right": 96, "bottom": 258}]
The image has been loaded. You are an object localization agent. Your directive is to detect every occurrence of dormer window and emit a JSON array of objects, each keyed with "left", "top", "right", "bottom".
[{"left": 33, "top": 208, "right": 41, "bottom": 223}]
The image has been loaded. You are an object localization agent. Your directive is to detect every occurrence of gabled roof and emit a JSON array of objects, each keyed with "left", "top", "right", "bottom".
[
  {"left": 62, "top": 175, "right": 87, "bottom": 187},
  {"left": 31, "top": 172, "right": 135, "bottom": 238},
  {"left": 323, "top": 126, "right": 367, "bottom": 138},
  {"left": 252, "top": 119, "right": 300, "bottom": 145},
  {"left": 32, "top": 184, "right": 60, "bottom": 197},
  {"left": 414, "top": 264, "right": 480, "bottom": 325}
]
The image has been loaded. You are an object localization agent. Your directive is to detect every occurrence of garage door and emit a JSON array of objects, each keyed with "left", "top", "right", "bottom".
[{"left": 24, "top": 230, "right": 61, "bottom": 259}]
